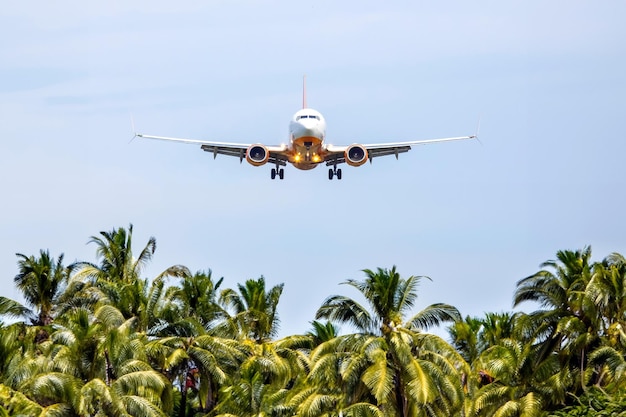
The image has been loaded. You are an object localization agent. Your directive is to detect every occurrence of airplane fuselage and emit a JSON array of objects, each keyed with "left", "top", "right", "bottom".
[{"left": 288, "top": 108, "right": 327, "bottom": 170}]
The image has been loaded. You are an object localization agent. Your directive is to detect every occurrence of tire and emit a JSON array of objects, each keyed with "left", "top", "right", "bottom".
[
  {"left": 336, "top": 168, "right": 342, "bottom": 180},
  {"left": 271, "top": 168, "right": 276, "bottom": 179},
  {"left": 279, "top": 169, "right": 284, "bottom": 180},
  {"left": 328, "top": 168, "right": 334, "bottom": 180}
]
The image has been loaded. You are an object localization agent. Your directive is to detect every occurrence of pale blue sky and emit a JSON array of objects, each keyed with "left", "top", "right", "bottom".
[{"left": 1, "top": 1, "right": 625, "bottom": 338}]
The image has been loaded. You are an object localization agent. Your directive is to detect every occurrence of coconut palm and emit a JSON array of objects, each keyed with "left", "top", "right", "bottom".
[
  {"left": 68, "top": 225, "right": 189, "bottom": 330},
  {"left": 0, "top": 383, "right": 43, "bottom": 415},
  {"left": 513, "top": 248, "right": 596, "bottom": 346},
  {"left": 449, "top": 315, "right": 484, "bottom": 364},
  {"left": 513, "top": 248, "right": 605, "bottom": 391},
  {"left": 449, "top": 312, "right": 524, "bottom": 366},
  {"left": 314, "top": 266, "right": 464, "bottom": 417},
  {"left": 212, "top": 366, "right": 292, "bottom": 417},
  {"left": 587, "top": 253, "right": 626, "bottom": 348},
  {"left": 3, "top": 302, "right": 173, "bottom": 416},
  {"left": 316, "top": 267, "right": 460, "bottom": 336},
  {"left": 217, "top": 276, "right": 283, "bottom": 343},
  {"left": 154, "top": 270, "right": 225, "bottom": 337},
  {"left": 307, "top": 320, "right": 340, "bottom": 347},
  {"left": 468, "top": 337, "right": 574, "bottom": 417},
  {"left": 0, "top": 250, "right": 67, "bottom": 326},
  {"left": 587, "top": 345, "right": 626, "bottom": 388},
  {"left": 146, "top": 333, "right": 244, "bottom": 416}
]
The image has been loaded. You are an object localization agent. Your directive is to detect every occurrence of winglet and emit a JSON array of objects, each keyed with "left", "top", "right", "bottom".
[
  {"left": 302, "top": 74, "right": 307, "bottom": 109},
  {"left": 129, "top": 113, "right": 138, "bottom": 143},
  {"left": 473, "top": 116, "right": 482, "bottom": 145}
]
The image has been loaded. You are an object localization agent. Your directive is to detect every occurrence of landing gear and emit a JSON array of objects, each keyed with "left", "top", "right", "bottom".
[
  {"left": 328, "top": 167, "right": 342, "bottom": 180},
  {"left": 271, "top": 168, "right": 284, "bottom": 180}
]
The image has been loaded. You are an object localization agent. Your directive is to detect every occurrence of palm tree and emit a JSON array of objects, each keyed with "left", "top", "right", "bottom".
[
  {"left": 587, "top": 345, "right": 626, "bottom": 388},
  {"left": 218, "top": 276, "right": 283, "bottom": 343},
  {"left": 0, "top": 322, "right": 47, "bottom": 387},
  {"left": 146, "top": 333, "right": 244, "bottom": 416},
  {"left": 75, "top": 224, "right": 155, "bottom": 285},
  {"left": 3, "top": 302, "right": 174, "bottom": 416},
  {"left": 0, "top": 383, "right": 43, "bottom": 415},
  {"left": 513, "top": 248, "right": 603, "bottom": 391},
  {"left": 448, "top": 315, "right": 483, "bottom": 364},
  {"left": 212, "top": 333, "right": 311, "bottom": 417},
  {"left": 212, "top": 365, "right": 292, "bottom": 417},
  {"left": 314, "top": 266, "right": 464, "bottom": 417},
  {"left": 468, "top": 337, "right": 572, "bottom": 417},
  {"left": 154, "top": 270, "right": 225, "bottom": 337},
  {"left": 587, "top": 253, "right": 626, "bottom": 348},
  {"left": 0, "top": 250, "right": 67, "bottom": 326},
  {"left": 513, "top": 248, "right": 596, "bottom": 346},
  {"left": 211, "top": 274, "right": 311, "bottom": 417},
  {"left": 316, "top": 267, "right": 460, "bottom": 336},
  {"left": 306, "top": 320, "right": 340, "bottom": 347},
  {"left": 68, "top": 225, "right": 189, "bottom": 329}
]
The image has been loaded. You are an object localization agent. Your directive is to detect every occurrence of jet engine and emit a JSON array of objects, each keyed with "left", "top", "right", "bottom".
[
  {"left": 246, "top": 144, "right": 270, "bottom": 166},
  {"left": 344, "top": 144, "right": 368, "bottom": 167}
]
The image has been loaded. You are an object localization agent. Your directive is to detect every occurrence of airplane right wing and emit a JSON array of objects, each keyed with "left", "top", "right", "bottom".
[{"left": 136, "top": 133, "right": 290, "bottom": 166}]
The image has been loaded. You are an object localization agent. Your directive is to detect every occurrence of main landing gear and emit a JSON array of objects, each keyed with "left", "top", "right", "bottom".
[
  {"left": 328, "top": 167, "right": 342, "bottom": 180},
  {"left": 271, "top": 168, "right": 284, "bottom": 180}
]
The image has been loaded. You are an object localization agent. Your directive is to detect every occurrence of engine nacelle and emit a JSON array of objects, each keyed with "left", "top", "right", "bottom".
[
  {"left": 344, "top": 144, "right": 369, "bottom": 167},
  {"left": 246, "top": 144, "right": 270, "bottom": 166}
]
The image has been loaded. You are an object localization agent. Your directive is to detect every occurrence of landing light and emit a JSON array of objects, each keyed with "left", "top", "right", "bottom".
[
  {"left": 294, "top": 154, "right": 301, "bottom": 162},
  {"left": 312, "top": 154, "right": 321, "bottom": 163}
]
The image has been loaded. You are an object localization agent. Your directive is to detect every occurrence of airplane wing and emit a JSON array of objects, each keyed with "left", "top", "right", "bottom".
[
  {"left": 323, "top": 135, "right": 476, "bottom": 165},
  {"left": 136, "top": 133, "right": 290, "bottom": 166}
]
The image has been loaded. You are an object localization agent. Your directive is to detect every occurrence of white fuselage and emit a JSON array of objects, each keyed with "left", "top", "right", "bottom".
[{"left": 287, "top": 108, "right": 327, "bottom": 170}]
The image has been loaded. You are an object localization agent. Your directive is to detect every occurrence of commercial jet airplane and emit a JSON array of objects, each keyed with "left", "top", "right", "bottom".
[{"left": 136, "top": 78, "right": 477, "bottom": 180}]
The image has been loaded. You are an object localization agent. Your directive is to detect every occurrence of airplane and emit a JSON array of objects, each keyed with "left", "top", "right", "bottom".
[{"left": 136, "top": 78, "right": 477, "bottom": 180}]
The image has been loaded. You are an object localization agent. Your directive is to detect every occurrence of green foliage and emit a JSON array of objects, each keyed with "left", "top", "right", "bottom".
[
  {"left": 0, "top": 384, "right": 43, "bottom": 416},
  {"left": 545, "top": 388, "right": 626, "bottom": 416},
  {"left": 2, "top": 229, "right": 626, "bottom": 417}
]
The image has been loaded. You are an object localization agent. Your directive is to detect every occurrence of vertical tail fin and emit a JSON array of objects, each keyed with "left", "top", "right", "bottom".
[{"left": 302, "top": 74, "right": 307, "bottom": 109}]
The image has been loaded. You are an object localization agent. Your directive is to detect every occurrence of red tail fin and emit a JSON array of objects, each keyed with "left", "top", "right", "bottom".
[{"left": 302, "top": 75, "right": 307, "bottom": 109}]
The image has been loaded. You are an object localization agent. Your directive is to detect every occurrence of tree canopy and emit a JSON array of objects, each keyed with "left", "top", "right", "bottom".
[{"left": 1, "top": 226, "right": 625, "bottom": 416}]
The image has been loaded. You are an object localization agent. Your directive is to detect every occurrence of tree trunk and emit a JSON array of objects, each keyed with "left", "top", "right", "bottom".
[
  {"left": 179, "top": 385, "right": 188, "bottom": 417},
  {"left": 394, "top": 373, "right": 407, "bottom": 417}
]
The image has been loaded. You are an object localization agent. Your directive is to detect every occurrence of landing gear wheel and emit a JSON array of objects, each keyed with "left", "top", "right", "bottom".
[
  {"left": 328, "top": 168, "right": 334, "bottom": 180},
  {"left": 271, "top": 168, "right": 276, "bottom": 180},
  {"left": 336, "top": 168, "right": 342, "bottom": 180},
  {"left": 278, "top": 168, "right": 284, "bottom": 180}
]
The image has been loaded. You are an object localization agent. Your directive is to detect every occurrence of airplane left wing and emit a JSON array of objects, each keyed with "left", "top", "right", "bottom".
[
  {"left": 323, "top": 135, "right": 476, "bottom": 166},
  {"left": 136, "top": 133, "right": 289, "bottom": 166}
]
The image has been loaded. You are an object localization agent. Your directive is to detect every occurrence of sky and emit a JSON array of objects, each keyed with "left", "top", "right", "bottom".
[{"left": 1, "top": 1, "right": 625, "bottom": 339}]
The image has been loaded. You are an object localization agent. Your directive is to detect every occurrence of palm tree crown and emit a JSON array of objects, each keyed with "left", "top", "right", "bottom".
[
  {"left": 316, "top": 266, "right": 460, "bottom": 335},
  {"left": 11, "top": 250, "right": 66, "bottom": 325}
]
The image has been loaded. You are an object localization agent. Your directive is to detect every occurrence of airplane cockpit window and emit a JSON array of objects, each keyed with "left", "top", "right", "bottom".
[{"left": 296, "top": 115, "right": 320, "bottom": 120}]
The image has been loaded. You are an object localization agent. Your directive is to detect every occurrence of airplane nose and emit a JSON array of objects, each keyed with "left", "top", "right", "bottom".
[
  {"left": 300, "top": 119, "right": 316, "bottom": 129},
  {"left": 295, "top": 122, "right": 312, "bottom": 136},
  {"left": 301, "top": 120, "right": 320, "bottom": 134}
]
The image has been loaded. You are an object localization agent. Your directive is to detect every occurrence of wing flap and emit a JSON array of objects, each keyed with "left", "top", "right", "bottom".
[{"left": 323, "top": 146, "right": 411, "bottom": 166}]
